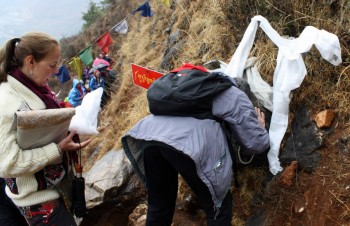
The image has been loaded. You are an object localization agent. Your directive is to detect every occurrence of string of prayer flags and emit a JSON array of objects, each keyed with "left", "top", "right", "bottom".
[
  {"left": 132, "top": 1, "right": 154, "bottom": 17},
  {"left": 131, "top": 64, "right": 164, "bottom": 89},
  {"left": 54, "top": 65, "right": 70, "bottom": 84},
  {"left": 112, "top": 19, "right": 128, "bottom": 34},
  {"left": 68, "top": 57, "right": 83, "bottom": 80},
  {"left": 161, "top": 0, "right": 171, "bottom": 7},
  {"left": 79, "top": 46, "right": 93, "bottom": 65},
  {"left": 96, "top": 31, "right": 113, "bottom": 54}
]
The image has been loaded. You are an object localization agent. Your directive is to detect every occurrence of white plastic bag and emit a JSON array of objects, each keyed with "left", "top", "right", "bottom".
[{"left": 69, "top": 87, "right": 103, "bottom": 135}]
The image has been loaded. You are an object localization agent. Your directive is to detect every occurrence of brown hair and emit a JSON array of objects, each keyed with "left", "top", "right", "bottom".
[{"left": 0, "top": 32, "right": 59, "bottom": 83}]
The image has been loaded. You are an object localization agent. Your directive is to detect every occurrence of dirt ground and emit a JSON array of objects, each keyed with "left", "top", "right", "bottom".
[
  {"left": 237, "top": 125, "right": 350, "bottom": 226},
  {"left": 169, "top": 124, "right": 350, "bottom": 226}
]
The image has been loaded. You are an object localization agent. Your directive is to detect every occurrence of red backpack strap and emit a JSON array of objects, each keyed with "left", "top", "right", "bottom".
[{"left": 170, "top": 63, "right": 209, "bottom": 73}]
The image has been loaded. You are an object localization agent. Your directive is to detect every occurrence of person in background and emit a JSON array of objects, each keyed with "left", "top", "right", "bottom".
[
  {"left": 100, "top": 69, "right": 116, "bottom": 108},
  {"left": 89, "top": 70, "right": 104, "bottom": 91},
  {"left": 82, "top": 65, "right": 91, "bottom": 86},
  {"left": 122, "top": 74, "right": 269, "bottom": 226},
  {"left": 0, "top": 32, "right": 91, "bottom": 226},
  {"left": 98, "top": 52, "right": 109, "bottom": 62},
  {"left": 67, "top": 79, "right": 87, "bottom": 107}
]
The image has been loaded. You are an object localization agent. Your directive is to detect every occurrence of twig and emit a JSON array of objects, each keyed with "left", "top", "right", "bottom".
[
  {"left": 264, "top": 0, "right": 285, "bottom": 14},
  {"left": 326, "top": 215, "right": 342, "bottom": 226},
  {"left": 293, "top": 10, "right": 328, "bottom": 21},
  {"left": 337, "top": 65, "right": 350, "bottom": 87},
  {"left": 329, "top": 190, "right": 350, "bottom": 212}
]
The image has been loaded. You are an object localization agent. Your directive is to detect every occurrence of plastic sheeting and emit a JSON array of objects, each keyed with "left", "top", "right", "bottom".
[{"left": 69, "top": 87, "right": 103, "bottom": 135}]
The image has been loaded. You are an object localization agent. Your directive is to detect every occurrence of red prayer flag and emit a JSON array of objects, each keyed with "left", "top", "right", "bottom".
[
  {"left": 96, "top": 32, "right": 113, "bottom": 53},
  {"left": 131, "top": 64, "right": 164, "bottom": 89}
]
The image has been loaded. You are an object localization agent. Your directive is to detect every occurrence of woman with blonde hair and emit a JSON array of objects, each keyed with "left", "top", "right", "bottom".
[{"left": 0, "top": 32, "right": 91, "bottom": 226}]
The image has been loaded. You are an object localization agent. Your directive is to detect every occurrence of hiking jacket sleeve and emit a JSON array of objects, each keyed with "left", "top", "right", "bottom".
[{"left": 212, "top": 86, "right": 269, "bottom": 154}]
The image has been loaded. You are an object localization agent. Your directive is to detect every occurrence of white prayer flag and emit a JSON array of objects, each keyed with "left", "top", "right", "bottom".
[{"left": 112, "top": 19, "right": 128, "bottom": 34}]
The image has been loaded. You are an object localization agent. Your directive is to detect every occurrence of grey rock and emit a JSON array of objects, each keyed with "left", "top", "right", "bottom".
[
  {"left": 84, "top": 149, "right": 133, "bottom": 208},
  {"left": 203, "top": 59, "right": 221, "bottom": 70}
]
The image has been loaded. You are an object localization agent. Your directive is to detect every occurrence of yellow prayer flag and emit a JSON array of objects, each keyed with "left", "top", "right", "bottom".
[
  {"left": 161, "top": 0, "right": 171, "bottom": 7},
  {"left": 68, "top": 57, "right": 83, "bottom": 80}
]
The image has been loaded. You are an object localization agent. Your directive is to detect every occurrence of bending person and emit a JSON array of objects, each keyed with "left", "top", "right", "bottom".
[{"left": 122, "top": 76, "right": 269, "bottom": 226}]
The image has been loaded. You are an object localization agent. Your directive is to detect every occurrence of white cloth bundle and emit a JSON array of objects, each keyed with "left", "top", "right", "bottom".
[{"left": 223, "top": 15, "right": 342, "bottom": 175}]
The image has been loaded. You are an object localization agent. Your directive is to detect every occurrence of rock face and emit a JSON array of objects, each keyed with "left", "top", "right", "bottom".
[
  {"left": 279, "top": 107, "right": 324, "bottom": 173},
  {"left": 80, "top": 149, "right": 146, "bottom": 226},
  {"left": 84, "top": 149, "right": 133, "bottom": 208},
  {"left": 160, "top": 29, "right": 186, "bottom": 71}
]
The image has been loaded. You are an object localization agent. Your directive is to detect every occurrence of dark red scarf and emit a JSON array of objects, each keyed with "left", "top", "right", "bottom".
[{"left": 10, "top": 68, "right": 60, "bottom": 109}]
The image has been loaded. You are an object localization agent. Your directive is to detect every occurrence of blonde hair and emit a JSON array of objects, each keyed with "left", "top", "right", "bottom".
[{"left": 0, "top": 32, "right": 59, "bottom": 83}]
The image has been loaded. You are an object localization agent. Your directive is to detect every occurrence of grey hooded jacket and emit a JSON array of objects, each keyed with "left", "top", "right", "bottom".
[{"left": 122, "top": 85, "right": 269, "bottom": 208}]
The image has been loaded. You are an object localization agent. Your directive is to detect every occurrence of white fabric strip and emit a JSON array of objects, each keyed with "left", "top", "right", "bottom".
[{"left": 224, "top": 15, "right": 342, "bottom": 175}]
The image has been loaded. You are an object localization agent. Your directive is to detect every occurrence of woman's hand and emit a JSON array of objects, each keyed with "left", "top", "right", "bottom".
[
  {"left": 57, "top": 130, "right": 92, "bottom": 152},
  {"left": 255, "top": 107, "right": 266, "bottom": 128}
]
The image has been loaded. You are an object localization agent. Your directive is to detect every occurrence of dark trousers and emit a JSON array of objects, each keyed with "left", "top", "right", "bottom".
[
  {"left": 18, "top": 198, "right": 77, "bottom": 226},
  {"left": 143, "top": 143, "right": 232, "bottom": 226},
  {"left": 0, "top": 178, "right": 27, "bottom": 226}
]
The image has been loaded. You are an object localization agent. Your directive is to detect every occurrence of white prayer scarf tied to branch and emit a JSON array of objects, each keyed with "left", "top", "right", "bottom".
[{"left": 223, "top": 15, "right": 342, "bottom": 175}]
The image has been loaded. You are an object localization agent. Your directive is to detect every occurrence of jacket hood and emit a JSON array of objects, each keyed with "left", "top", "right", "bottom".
[{"left": 72, "top": 79, "right": 80, "bottom": 89}]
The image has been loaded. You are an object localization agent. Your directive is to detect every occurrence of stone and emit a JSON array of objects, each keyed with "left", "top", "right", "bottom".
[
  {"left": 203, "top": 59, "right": 221, "bottom": 70},
  {"left": 292, "top": 198, "right": 306, "bottom": 215},
  {"left": 278, "top": 161, "right": 298, "bottom": 187},
  {"left": 128, "top": 203, "right": 148, "bottom": 226},
  {"left": 314, "top": 109, "right": 335, "bottom": 128},
  {"left": 84, "top": 149, "right": 133, "bottom": 208}
]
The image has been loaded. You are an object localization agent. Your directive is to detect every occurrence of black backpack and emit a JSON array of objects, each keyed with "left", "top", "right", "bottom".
[
  {"left": 147, "top": 68, "right": 241, "bottom": 187},
  {"left": 147, "top": 69, "right": 234, "bottom": 119}
]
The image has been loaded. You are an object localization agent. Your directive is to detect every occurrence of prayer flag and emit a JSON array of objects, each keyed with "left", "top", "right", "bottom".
[
  {"left": 96, "top": 32, "right": 113, "bottom": 54},
  {"left": 131, "top": 64, "right": 164, "bottom": 89},
  {"left": 54, "top": 65, "right": 70, "bottom": 84},
  {"left": 112, "top": 19, "right": 128, "bottom": 34},
  {"left": 161, "top": 0, "right": 171, "bottom": 7},
  {"left": 132, "top": 1, "right": 154, "bottom": 17},
  {"left": 79, "top": 46, "right": 93, "bottom": 65},
  {"left": 68, "top": 57, "right": 83, "bottom": 80}
]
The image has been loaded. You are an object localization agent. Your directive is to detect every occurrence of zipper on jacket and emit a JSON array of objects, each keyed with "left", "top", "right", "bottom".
[
  {"left": 213, "top": 206, "right": 221, "bottom": 220},
  {"left": 213, "top": 152, "right": 226, "bottom": 172},
  {"left": 213, "top": 176, "right": 231, "bottom": 220}
]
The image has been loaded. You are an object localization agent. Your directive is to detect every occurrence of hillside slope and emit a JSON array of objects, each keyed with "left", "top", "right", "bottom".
[{"left": 62, "top": 0, "right": 350, "bottom": 225}]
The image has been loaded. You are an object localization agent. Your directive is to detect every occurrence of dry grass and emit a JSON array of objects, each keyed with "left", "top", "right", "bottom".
[{"left": 68, "top": 0, "right": 350, "bottom": 223}]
